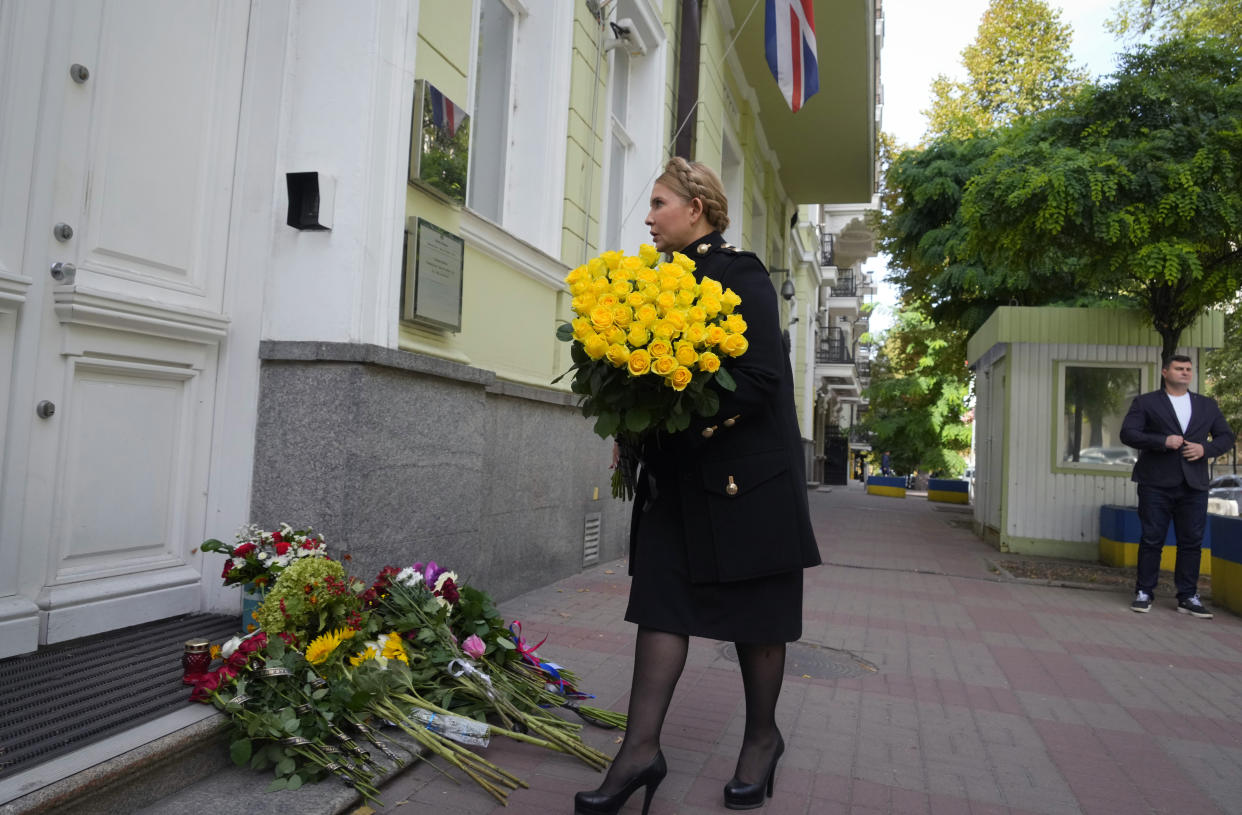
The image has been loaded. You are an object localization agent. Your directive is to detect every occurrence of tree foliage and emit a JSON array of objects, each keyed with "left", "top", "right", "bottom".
[
  {"left": 924, "top": 0, "right": 1088, "bottom": 140},
  {"left": 961, "top": 39, "right": 1242, "bottom": 362},
  {"left": 861, "top": 308, "right": 972, "bottom": 477},
  {"left": 1204, "top": 301, "right": 1242, "bottom": 450},
  {"left": 1109, "top": 0, "right": 1242, "bottom": 49}
]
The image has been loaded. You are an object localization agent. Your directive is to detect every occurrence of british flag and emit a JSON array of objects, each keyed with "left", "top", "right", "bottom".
[{"left": 765, "top": 0, "right": 819, "bottom": 113}]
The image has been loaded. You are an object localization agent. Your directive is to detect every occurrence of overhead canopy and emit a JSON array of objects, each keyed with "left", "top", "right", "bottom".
[{"left": 726, "top": 0, "right": 879, "bottom": 204}]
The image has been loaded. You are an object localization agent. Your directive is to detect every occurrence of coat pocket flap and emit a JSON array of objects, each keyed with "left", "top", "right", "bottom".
[{"left": 700, "top": 451, "right": 789, "bottom": 497}]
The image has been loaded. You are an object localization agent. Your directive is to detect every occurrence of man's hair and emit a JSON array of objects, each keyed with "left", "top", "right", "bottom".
[{"left": 1163, "top": 354, "right": 1192, "bottom": 368}]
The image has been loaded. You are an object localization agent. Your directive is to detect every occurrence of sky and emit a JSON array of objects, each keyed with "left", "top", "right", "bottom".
[{"left": 865, "top": 0, "right": 1128, "bottom": 334}]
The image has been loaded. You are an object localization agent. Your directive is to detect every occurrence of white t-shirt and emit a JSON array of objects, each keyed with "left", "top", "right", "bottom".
[{"left": 1167, "top": 391, "right": 1191, "bottom": 433}]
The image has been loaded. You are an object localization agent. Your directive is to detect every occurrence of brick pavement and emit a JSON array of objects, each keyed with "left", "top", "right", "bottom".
[{"left": 364, "top": 484, "right": 1242, "bottom": 815}]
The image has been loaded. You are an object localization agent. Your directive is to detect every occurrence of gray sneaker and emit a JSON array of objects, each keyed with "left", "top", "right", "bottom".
[
  {"left": 1177, "top": 594, "right": 1213, "bottom": 618},
  {"left": 1130, "top": 591, "right": 1152, "bottom": 613}
]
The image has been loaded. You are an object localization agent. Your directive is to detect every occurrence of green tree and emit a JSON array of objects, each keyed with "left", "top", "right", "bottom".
[
  {"left": 961, "top": 39, "right": 1242, "bottom": 363},
  {"left": 1204, "top": 301, "right": 1242, "bottom": 470},
  {"left": 861, "top": 308, "right": 972, "bottom": 477},
  {"left": 924, "top": 0, "right": 1088, "bottom": 140},
  {"left": 1109, "top": 0, "right": 1242, "bottom": 49}
]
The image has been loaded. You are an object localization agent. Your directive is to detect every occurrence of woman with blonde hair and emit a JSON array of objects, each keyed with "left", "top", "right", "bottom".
[{"left": 574, "top": 157, "right": 820, "bottom": 814}]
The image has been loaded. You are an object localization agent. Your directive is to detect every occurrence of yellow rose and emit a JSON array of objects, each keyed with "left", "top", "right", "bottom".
[
  {"left": 605, "top": 344, "right": 631, "bottom": 367},
  {"left": 611, "top": 305, "right": 633, "bottom": 327},
  {"left": 583, "top": 333, "right": 609, "bottom": 360},
  {"left": 652, "top": 355, "right": 678, "bottom": 376},
  {"left": 700, "top": 277, "right": 723, "bottom": 298},
  {"left": 601, "top": 250, "right": 623, "bottom": 270},
  {"left": 687, "top": 305, "right": 707, "bottom": 323},
  {"left": 627, "top": 325, "right": 651, "bottom": 347},
  {"left": 675, "top": 342, "right": 698, "bottom": 367},
  {"left": 589, "top": 305, "right": 614, "bottom": 331},
  {"left": 591, "top": 277, "right": 611, "bottom": 294},
  {"left": 647, "top": 339, "right": 673, "bottom": 359},
  {"left": 587, "top": 257, "right": 608, "bottom": 277},
  {"left": 724, "top": 314, "right": 747, "bottom": 334},
  {"left": 701, "top": 296, "right": 722, "bottom": 317},
  {"left": 641, "top": 284, "right": 661, "bottom": 303},
  {"left": 721, "top": 333, "right": 749, "bottom": 357},
  {"left": 664, "top": 309, "right": 687, "bottom": 332},
  {"left": 625, "top": 291, "right": 646, "bottom": 308},
  {"left": 620, "top": 255, "right": 645, "bottom": 274},
  {"left": 606, "top": 326, "right": 627, "bottom": 346},
  {"left": 668, "top": 365, "right": 693, "bottom": 391},
  {"left": 722, "top": 288, "right": 742, "bottom": 311},
  {"left": 611, "top": 280, "right": 633, "bottom": 297},
  {"left": 658, "top": 262, "right": 682, "bottom": 278},
  {"left": 639, "top": 243, "right": 660, "bottom": 266},
  {"left": 635, "top": 304, "right": 658, "bottom": 325},
  {"left": 676, "top": 289, "right": 696, "bottom": 307},
  {"left": 569, "top": 279, "right": 590, "bottom": 296},
  {"left": 684, "top": 322, "right": 708, "bottom": 345},
  {"left": 566, "top": 265, "right": 589, "bottom": 285},
  {"left": 571, "top": 317, "right": 592, "bottom": 340},
  {"left": 671, "top": 252, "right": 696, "bottom": 272},
  {"left": 597, "top": 292, "right": 620, "bottom": 309},
  {"left": 636, "top": 267, "right": 659, "bottom": 284},
  {"left": 649, "top": 320, "right": 675, "bottom": 340},
  {"left": 705, "top": 324, "right": 727, "bottom": 346},
  {"left": 656, "top": 290, "right": 677, "bottom": 313},
  {"left": 699, "top": 351, "right": 721, "bottom": 373},
  {"left": 627, "top": 349, "right": 652, "bottom": 376},
  {"left": 678, "top": 274, "right": 697, "bottom": 291},
  {"left": 571, "top": 293, "right": 596, "bottom": 314}
]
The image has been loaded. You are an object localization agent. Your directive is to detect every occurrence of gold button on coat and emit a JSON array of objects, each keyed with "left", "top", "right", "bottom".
[{"left": 726, "top": 476, "right": 739, "bottom": 496}]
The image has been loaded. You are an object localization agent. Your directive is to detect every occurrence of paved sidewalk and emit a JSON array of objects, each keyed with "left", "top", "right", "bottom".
[{"left": 365, "top": 483, "right": 1242, "bottom": 815}]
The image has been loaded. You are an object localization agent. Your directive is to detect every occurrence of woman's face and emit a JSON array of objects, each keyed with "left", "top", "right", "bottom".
[{"left": 645, "top": 181, "right": 705, "bottom": 253}]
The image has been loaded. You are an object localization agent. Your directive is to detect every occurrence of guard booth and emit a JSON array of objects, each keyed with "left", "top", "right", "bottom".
[{"left": 966, "top": 307, "right": 1224, "bottom": 559}]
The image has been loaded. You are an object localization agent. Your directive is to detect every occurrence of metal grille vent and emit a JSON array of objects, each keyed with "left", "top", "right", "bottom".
[
  {"left": 583, "top": 512, "right": 602, "bottom": 566},
  {"left": 0, "top": 613, "right": 241, "bottom": 782}
]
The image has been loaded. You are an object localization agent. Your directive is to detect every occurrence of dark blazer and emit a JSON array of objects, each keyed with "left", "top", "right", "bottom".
[
  {"left": 1119, "top": 388, "right": 1234, "bottom": 491},
  {"left": 630, "top": 231, "right": 821, "bottom": 584}
]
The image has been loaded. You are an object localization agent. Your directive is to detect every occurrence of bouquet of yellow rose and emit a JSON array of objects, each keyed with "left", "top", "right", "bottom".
[{"left": 555, "top": 244, "right": 748, "bottom": 499}]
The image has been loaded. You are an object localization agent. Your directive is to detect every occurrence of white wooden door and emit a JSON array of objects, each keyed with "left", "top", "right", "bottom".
[{"left": 1, "top": 0, "right": 250, "bottom": 647}]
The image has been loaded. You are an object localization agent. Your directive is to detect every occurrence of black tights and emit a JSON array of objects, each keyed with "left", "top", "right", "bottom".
[{"left": 594, "top": 628, "right": 786, "bottom": 794}]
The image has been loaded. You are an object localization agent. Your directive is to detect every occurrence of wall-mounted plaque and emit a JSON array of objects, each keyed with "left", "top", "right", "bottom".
[
  {"left": 403, "top": 217, "right": 464, "bottom": 332},
  {"left": 408, "top": 79, "right": 470, "bottom": 205}
]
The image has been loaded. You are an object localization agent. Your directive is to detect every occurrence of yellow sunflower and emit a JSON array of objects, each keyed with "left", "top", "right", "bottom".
[{"left": 305, "top": 627, "right": 355, "bottom": 665}]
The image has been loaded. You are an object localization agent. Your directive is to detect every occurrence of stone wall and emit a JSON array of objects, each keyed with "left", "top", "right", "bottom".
[{"left": 249, "top": 342, "right": 630, "bottom": 602}]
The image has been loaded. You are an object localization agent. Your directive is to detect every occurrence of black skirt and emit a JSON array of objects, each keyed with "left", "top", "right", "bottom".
[{"left": 624, "top": 469, "right": 804, "bottom": 643}]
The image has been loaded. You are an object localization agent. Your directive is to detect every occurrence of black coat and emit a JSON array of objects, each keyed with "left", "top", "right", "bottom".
[
  {"left": 629, "top": 231, "right": 821, "bottom": 584},
  {"left": 1119, "top": 389, "right": 1234, "bottom": 491}
]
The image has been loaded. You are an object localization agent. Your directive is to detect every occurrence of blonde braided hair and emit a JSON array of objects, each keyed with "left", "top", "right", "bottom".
[{"left": 656, "top": 157, "right": 730, "bottom": 234}]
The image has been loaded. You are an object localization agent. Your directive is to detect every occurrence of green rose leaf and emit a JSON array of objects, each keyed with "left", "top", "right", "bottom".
[
  {"left": 714, "top": 367, "right": 737, "bottom": 391},
  {"left": 229, "top": 738, "right": 252, "bottom": 766},
  {"left": 555, "top": 322, "right": 574, "bottom": 342},
  {"left": 624, "top": 407, "right": 651, "bottom": 433},
  {"left": 267, "top": 778, "right": 289, "bottom": 792},
  {"left": 286, "top": 774, "right": 303, "bottom": 791},
  {"left": 696, "top": 388, "right": 720, "bottom": 417},
  {"left": 276, "top": 757, "right": 296, "bottom": 776},
  {"left": 594, "top": 411, "right": 620, "bottom": 438}
]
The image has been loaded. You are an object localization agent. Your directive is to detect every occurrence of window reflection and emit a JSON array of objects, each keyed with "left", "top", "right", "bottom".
[{"left": 1062, "top": 366, "right": 1141, "bottom": 467}]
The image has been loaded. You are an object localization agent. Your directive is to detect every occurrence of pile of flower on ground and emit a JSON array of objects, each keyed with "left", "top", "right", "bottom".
[{"left": 190, "top": 526, "right": 623, "bottom": 805}]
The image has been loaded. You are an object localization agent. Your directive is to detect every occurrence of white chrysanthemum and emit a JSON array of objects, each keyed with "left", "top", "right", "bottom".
[{"left": 395, "top": 567, "right": 423, "bottom": 588}]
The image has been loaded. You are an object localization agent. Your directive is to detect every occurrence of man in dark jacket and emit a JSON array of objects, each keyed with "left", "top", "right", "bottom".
[{"left": 1119, "top": 355, "right": 1234, "bottom": 617}]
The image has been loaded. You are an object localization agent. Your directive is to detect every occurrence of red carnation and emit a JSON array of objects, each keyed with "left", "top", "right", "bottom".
[
  {"left": 274, "top": 541, "right": 291, "bottom": 555},
  {"left": 272, "top": 530, "right": 282, "bottom": 543},
  {"left": 438, "top": 577, "right": 460, "bottom": 605},
  {"left": 233, "top": 542, "right": 256, "bottom": 557}
]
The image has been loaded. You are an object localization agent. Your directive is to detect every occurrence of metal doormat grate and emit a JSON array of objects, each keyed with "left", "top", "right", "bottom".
[
  {"left": 582, "top": 512, "right": 602, "bottom": 566},
  {"left": 721, "top": 641, "right": 878, "bottom": 680},
  {"left": 0, "top": 613, "right": 240, "bottom": 781}
]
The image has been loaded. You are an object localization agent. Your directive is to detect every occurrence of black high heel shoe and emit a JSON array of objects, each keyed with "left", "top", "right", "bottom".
[
  {"left": 574, "top": 750, "right": 667, "bottom": 815},
  {"left": 723, "top": 732, "right": 784, "bottom": 810}
]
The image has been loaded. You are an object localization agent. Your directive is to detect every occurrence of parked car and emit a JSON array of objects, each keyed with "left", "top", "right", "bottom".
[
  {"left": 1076, "top": 446, "right": 1138, "bottom": 466},
  {"left": 1209, "top": 474, "right": 1242, "bottom": 504}
]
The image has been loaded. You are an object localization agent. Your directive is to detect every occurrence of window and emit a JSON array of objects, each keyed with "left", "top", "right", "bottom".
[
  {"left": 464, "top": 0, "right": 571, "bottom": 256},
  {"left": 467, "top": 0, "right": 515, "bottom": 224},
  {"left": 720, "top": 131, "right": 743, "bottom": 246},
  {"left": 1057, "top": 364, "right": 1144, "bottom": 471},
  {"left": 600, "top": 0, "right": 667, "bottom": 253}
]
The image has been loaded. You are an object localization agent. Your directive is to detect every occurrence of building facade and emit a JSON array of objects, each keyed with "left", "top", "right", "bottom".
[{"left": 0, "top": 0, "right": 881, "bottom": 660}]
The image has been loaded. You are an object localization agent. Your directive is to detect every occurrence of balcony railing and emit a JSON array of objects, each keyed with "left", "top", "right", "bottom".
[
  {"left": 816, "top": 326, "right": 852, "bottom": 364},
  {"left": 829, "top": 269, "right": 856, "bottom": 298},
  {"left": 857, "top": 360, "right": 871, "bottom": 379},
  {"left": 821, "top": 233, "right": 835, "bottom": 267}
]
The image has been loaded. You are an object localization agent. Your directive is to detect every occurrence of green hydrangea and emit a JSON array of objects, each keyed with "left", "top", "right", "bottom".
[{"left": 254, "top": 556, "right": 347, "bottom": 640}]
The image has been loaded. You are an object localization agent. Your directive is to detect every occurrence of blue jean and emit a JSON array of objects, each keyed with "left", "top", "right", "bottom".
[{"left": 1135, "top": 483, "right": 1208, "bottom": 600}]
